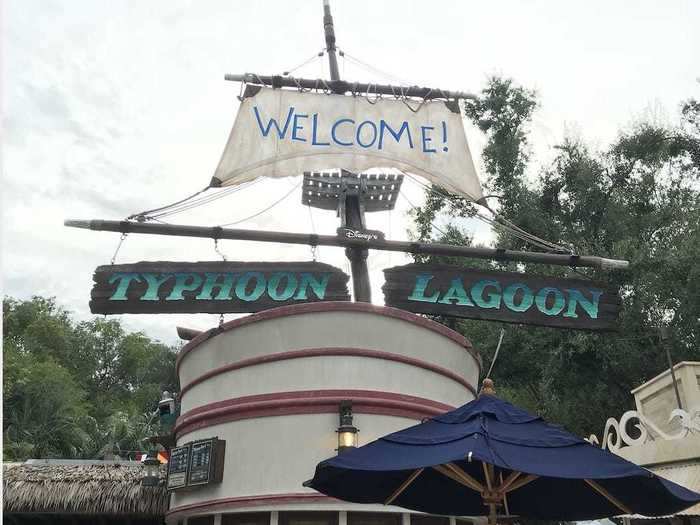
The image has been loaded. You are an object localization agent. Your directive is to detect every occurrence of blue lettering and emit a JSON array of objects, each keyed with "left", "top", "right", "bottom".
[
  {"left": 421, "top": 126, "right": 436, "bottom": 153},
  {"left": 253, "top": 106, "right": 295, "bottom": 138},
  {"left": 378, "top": 120, "right": 413, "bottom": 150},
  {"left": 291, "top": 113, "right": 308, "bottom": 142},
  {"left": 331, "top": 118, "right": 354, "bottom": 146},
  {"left": 311, "top": 114, "right": 330, "bottom": 146},
  {"left": 356, "top": 120, "right": 378, "bottom": 148}
]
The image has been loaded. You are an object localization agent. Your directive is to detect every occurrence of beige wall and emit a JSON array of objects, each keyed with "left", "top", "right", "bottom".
[{"left": 168, "top": 305, "right": 479, "bottom": 523}]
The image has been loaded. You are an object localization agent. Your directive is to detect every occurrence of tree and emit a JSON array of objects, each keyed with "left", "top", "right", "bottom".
[
  {"left": 3, "top": 296, "right": 179, "bottom": 460},
  {"left": 410, "top": 78, "right": 700, "bottom": 436}
]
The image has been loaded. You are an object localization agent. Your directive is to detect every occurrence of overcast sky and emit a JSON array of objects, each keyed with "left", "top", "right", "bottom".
[{"left": 3, "top": 0, "right": 699, "bottom": 345}]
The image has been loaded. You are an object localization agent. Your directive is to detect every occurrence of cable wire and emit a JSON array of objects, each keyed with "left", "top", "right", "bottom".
[
  {"left": 127, "top": 185, "right": 210, "bottom": 220},
  {"left": 218, "top": 180, "right": 302, "bottom": 227},
  {"left": 283, "top": 49, "right": 325, "bottom": 76},
  {"left": 400, "top": 172, "right": 572, "bottom": 254}
]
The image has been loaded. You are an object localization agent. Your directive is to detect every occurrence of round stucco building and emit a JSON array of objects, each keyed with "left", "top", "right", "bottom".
[{"left": 168, "top": 302, "right": 480, "bottom": 525}]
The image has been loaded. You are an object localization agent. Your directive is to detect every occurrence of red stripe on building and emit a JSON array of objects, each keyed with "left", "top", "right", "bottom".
[
  {"left": 175, "top": 389, "right": 455, "bottom": 439},
  {"left": 176, "top": 302, "right": 479, "bottom": 374},
  {"left": 179, "top": 347, "right": 477, "bottom": 400}
]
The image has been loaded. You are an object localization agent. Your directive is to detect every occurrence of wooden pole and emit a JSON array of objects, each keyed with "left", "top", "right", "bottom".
[
  {"left": 584, "top": 479, "right": 632, "bottom": 514},
  {"left": 384, "top": 468, "right": 424, "bottom": 505},
  {"left": 64, "top": 219, "right": 630, "bottom": 270},
  {"left": 322, "top": 0, "right": 371, "bottom": 302},
  {"left": 224, "top": 73, "right": 477, "bottom": 100}
]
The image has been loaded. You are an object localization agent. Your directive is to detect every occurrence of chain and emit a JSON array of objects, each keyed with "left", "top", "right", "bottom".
[
  {"left": 219, "top": 314, "right": 225, "bottom": 328},
  {"left": 111, "top": 233, "right": 128, "bottom": 265},
  {"left": 214, "top": 238, "right": 228, "bottom": 261},
  {"left": 311, "top": 244, "right": 318, "bottom": 262}
]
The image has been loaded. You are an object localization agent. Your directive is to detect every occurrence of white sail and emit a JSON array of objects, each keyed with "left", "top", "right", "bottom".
[{"left": 212, "top": 87, "right": 483, "bottom": 201}]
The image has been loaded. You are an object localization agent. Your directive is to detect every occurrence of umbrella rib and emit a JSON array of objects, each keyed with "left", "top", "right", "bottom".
[
  {"left": 504, "top": 474, "right": 539, "bottom": 493},
  {"left": 384, "top": 468, "right": 424, "bottom": 505},
  {"left": 499, "top": 471, "right": 511, "bottom": 516},
  {"left": 482, "top": 462, "right": 493, "bottom": 491},
  {"left": 433, "top": 464, "right": 483, "bottom": 493},
  {"left": 584, "top": 479, "right": 632, "bottom": 515},
  {"left": 498, "top": 471, "right": 522, "bottom": 492},
  {"left": 446, "top": 463, "right": 486, "bottom": 492}
]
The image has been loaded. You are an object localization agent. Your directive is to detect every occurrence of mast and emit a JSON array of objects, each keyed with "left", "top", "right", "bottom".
[{"left": 322, "top": 0, "right": 372, "bottom": 303}]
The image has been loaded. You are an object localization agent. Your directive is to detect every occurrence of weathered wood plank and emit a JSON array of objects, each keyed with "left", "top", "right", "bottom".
[
  {"left": 382, "top": 263, "right": 621, "bottom": 331},
  {"left": 90, "top": 261, "right": 350, "bottom": 315}
]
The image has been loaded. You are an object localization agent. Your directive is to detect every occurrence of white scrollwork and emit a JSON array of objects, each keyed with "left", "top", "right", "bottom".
[{"left": 594, "top": 407, "right": 700, "bottom": 451}]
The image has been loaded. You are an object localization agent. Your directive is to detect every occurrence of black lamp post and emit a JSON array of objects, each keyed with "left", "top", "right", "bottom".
[
  {"left": 336, "top": 400, "right": 359, "bottom": 453},
  {"left": 142, "top": 452, "right": 161, "bottom": 487}
]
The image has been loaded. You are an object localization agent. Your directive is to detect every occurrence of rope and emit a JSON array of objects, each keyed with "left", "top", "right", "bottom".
[
  {"left": 399, "top": 190, "right": 448, "bottom": 237},
  {"left": 147, "top": 180, "right": 261, "bottom": 220},
  {"left": 283, "top": 49, "right": 325, "bottom": 76},
  {"left": 401, "top": 173, "right": 572, "bottom": 254},
  {"left": 218, "top": 180, "right": 302, "bottom": 227},
  {"left": 127, "top": 186, "right": 210, "bottom": 221},
  {"left": 340, "top": 50, "right": 413, "bottom": 87}
]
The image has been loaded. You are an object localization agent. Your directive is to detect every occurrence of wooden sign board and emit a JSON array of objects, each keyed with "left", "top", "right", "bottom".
[
  {"left": 90, "top": 261, "right": 350, "bottom": 315},
  {"left": 166, "top": 444, "right": 191, "bottom": 491},
  {"left": 383, "top": 264, "right": 620, "bottom": 331}
]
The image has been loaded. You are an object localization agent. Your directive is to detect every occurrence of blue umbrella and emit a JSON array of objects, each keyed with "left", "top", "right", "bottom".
[{"left": 306, "top": 381, "right": 700, "bottom": 522}]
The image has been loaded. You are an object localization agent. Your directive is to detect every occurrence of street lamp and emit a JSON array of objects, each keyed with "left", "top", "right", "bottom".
[
  {"left": 336, "top": 400, "right": 359, "bottom": 453},
  {"left": 142, "top": 453, "right": 161, "bottom": 487}
]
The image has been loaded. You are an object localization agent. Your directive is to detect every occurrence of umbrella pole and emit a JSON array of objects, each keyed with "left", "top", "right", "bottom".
[{"left": 488, "top": 503, "right": 497, "bottom": 525}]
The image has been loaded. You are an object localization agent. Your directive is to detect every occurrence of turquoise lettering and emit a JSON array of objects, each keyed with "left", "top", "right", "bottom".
[
  {"left": 503, "top": 282, "right": 534, "bottom": 312},
  {"left": 295, "top": 273, "right": 330, "bottom": 300},
  {"left": 236, "top": 272, "right": 266, "bottom": 301},
  {"left": 196, "top": 272, "right": 235, "bottom": 300},
  {"left": 408, "top": 273, "right": 439, "bottom": 303},
  {"left": 166, "top": 273, "right": 204, "bottom": 301},
  {"left": 563, "top": 288, "right": 603, "bottom": 319},
  {"left": 471, "top": 280, "right": 501, "bottom": 309},
  {"left": 535, "top": 287, "right": 566, "bottom": 316},
  {"left": 141, "top": 273, "right": 174, "bottom": 301},
  {"left": 108, "top": 273, "right": 142, "bottom": 301},
  {"left": 268, "top": 272, "right": 298, "bottom": 301},
  {"left": 438, "top": 278, "right": 474, "bottom": 306}
]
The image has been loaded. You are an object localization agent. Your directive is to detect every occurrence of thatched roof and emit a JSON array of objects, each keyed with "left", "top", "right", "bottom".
[{"left": 3, "top": 462, "right": 168, "bottom": 516}]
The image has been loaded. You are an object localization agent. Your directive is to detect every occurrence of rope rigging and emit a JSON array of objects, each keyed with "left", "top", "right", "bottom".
[
  {"left": 400, "top": 172, "right": 573, "bottom": 255},
  {"left": 218, "top": 180, "right": 302, "bottom": 227}
]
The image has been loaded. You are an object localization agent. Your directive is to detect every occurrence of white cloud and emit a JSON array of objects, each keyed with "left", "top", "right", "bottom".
[{"left": 3, "top": 0, "right": 699, "bottom": 343}]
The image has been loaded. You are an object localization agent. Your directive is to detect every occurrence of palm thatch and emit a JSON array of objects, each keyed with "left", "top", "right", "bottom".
[{"left": 3, "top": 463, "right": 168, "bottom": 516}]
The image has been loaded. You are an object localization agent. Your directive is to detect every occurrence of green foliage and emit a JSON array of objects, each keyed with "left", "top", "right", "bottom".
[
  {"left": 410, "top": 78, "right": 700, "bottom": 437},
  {"left": 3, "top": 296, "right": 179, "bottom": 461}
]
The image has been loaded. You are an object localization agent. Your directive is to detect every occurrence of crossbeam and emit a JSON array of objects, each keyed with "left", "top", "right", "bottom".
[
  {"left": 64, "top": 219, "right": 629, "bottom": 270},
  {"left": 225, "top": 73, "right": 477, "bottom": 101}
]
